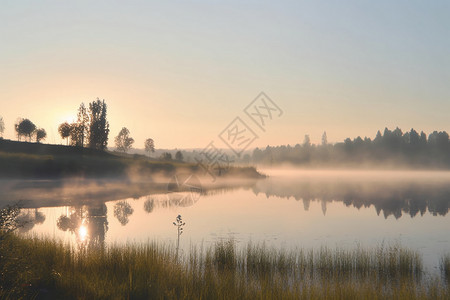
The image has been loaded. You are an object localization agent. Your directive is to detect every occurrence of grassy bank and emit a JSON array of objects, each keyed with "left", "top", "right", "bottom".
[
  {"left": 1, "top": 236, "right": 449, "bottom": 299},
  {"left": 0, "top": 139, "right": 263, "bottom": 180},
  {"left": 442, "top": 254, "right": 450, "bottom": 285}
]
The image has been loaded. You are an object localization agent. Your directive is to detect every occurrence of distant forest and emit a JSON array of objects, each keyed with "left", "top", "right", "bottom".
[{"left": 251, "top": 128, "right": 450, "bottom": 168}]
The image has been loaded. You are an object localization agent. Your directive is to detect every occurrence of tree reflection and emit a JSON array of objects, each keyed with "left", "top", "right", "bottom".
[
  {"left": 87, "top": 204, "right": 108, "bottom": 246},
  {"left": 113, "top": 201, "right": 133, "bottom": 226},
  {"left": 252, "top": 179, "right": 450, "bottom": 219},
  {"left": 16, "top": 208, "right": 46, "bottom": 233},
  {"left": 144, "top": 198, "right": 154, "bottom": 213},
  {"left": 56, "top": 203, "right": 108, "bottom": 248},
  {"left": 57, "top": 206, "right": 86, "bottom": 234}
]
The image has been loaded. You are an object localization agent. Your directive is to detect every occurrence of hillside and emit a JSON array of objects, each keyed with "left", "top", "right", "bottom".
[{"left": 0, "top": 139, "right": 263, "bottom": 180}]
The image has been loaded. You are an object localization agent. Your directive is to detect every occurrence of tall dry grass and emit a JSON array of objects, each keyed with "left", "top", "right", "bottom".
[{"left": 0, "top": 236, "right": 448, "bottom": 299}]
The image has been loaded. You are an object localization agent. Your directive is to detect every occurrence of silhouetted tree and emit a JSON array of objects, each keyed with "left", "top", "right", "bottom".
[
  {"left": 14, "top": 119, "right": 21, "bottom": 141},
  {"left": 419, "top": 131, "right": 427, "bottom": 147},
  {"left": 70, "top": 123, "right": 84, "bottom": 147},
  {"left": 175, "top": 151, "right": 183, "bottom": 161},
  {"left": 251, "top": 127, "right": 450, "bottom": 168},
  {"left": 409, "top": 129, "right": 420, "bottom": 147},
  {"left": 58, "top": 122, "right": 72, "bottom": 145},
  {"left": 77, "top": 103, "right": 89, "bottom": 147},
  {"left": 321, "top": 131, "right": 327, "bottom": 146},
  {"left": 88, "top": 98, "right": 109, "bottom": 150},
  {"left": 35, "top": 128, "right": 46, "bottom": 143},
  {"left": 145, "top": 138, "right": 155, "bottom": 155},
  {"left": 0, "top": 116, "right": 4, "bottom": 138},
  {"left": 16, "top": 118, "right": 36, "bottom": 142},
  {"left": 115, "top": 127, "right": 134, "bottom": 153},
  {"left": 161, "top": 152, "right": 172, "bottom": 161},
  {"left": 303, "top": 134, "right": 311, "bottom": 147},
  {"left": 374, "top": 130, "right": 382, "bottom": 144}
]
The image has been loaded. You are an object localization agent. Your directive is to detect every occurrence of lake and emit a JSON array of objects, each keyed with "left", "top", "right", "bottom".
[{"left": 11, "top": 169, "right": 450, "bottom": 274}]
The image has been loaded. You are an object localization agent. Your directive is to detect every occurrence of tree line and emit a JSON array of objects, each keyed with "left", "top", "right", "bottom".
[
  {"left": 1, "top": 98, "right": 162, "bottom": 157},
  {"left": 0, "top": 117, "right": 48, "bottom": 143},
  {"left": 251, "top": 128, "right": 450, "bottom": 167},
  {"left": 57, "top": 99, "right": 159, "bottom": 155},
  {"left": 58, "top": 99, "right": 109, "bottom": 150}
]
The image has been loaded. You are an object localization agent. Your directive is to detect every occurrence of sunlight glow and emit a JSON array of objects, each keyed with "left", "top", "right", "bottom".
[
  {"left": 57, "top": 112, "right": 76, "bottom": 125},
  {"left": 79, "top": 225, "right": 88, "bottom": 242}
]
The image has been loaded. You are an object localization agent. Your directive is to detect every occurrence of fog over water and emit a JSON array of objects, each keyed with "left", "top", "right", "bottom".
[{"left": 9, "top": 169, "right": 450, "bottom": 273}]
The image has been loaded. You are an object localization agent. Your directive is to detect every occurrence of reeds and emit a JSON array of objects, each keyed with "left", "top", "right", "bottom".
[
  {"left": 441, "top": 254, "right": 450, "bottom": 283},
  {"left": 0, "top": 235, "right": 448, "bottom": 299}
]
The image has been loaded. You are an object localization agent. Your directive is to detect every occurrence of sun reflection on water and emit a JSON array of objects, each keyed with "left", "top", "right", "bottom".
[{"left": 78, "top": 225, "right": 88, "bottom": 242}]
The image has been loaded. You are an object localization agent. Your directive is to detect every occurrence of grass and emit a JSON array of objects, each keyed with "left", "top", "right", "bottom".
[
  {"left": 1, "top": 236, "right": 449, "bottom": 299},
  {"left": 0, "top": 139, "right": 263, "bottom": 180},
  {"left": 441, "top": 254, "right": 450, "bottom": 283}
]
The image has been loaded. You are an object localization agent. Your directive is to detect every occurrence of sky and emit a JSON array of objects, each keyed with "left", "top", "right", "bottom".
[{"left": 1, "top": 1, "right": 449, "bottom": 149}]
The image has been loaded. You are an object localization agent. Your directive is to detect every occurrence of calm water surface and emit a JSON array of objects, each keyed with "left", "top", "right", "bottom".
[{"left": 16, "top": 170, "right": 450, "bottom": 272}]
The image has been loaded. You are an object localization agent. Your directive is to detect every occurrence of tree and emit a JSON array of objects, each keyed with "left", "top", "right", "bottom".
[
  {"left": 374, "top": 130, "right": 382, "bottom": 144},
  {"left": 145, "top": 138, "right": 155, "bottom": 155},
  {"left": 161, "top": 152, "right": 172, "bottom": 161},
  {"left": 70, "top": 123, "right": 84, "bottom": 147},
  {"left": 408, "top": 129, "right": 420, "bottom": 147},
  {"left": 14, "top": 118, "right": 21, "bottom": 141},
  {"left": 35, "top": 128, "right": 47, "bottom": 143},
  {"left": 58, "top": 122, "right": 72, "bottom": 145},
  {"left": 175, "top": 151, "right": 183, "bottom": 161},
  {"left": 16, "top": 119, "right": 36, "bottom": 142},
  {"left": 77, "top": 103, "right": 89, "bottom": 147},
  {"left": 321, "top": 131, "right": 328, "bottom": 146},
  {"left": 115, "top": 127, "right": 134, "bottom": 153},
  {"left": 88, "top": 98, "right": 109, "bottom": 150},
  {"left": 303, "top": 134, "right": 311, "bottom": 147},
  {"left": 419, "top": 131, "right": 427, "bottom": 146},
  {"left": 0, "top": 116, "right": 4, "bottom": 138}
]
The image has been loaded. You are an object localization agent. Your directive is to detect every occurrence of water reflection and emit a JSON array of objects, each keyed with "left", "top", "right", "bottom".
[
  {"left": 252, "top": 177, "right": 450, "bottom": 219},
  {"left": 113, "top": 201, "right": 134, "bottom": 226},
  {"left": 15, "top": 172, "right": 450, "bottom": 254},
  {"left": 141, "top": 192, "right": 203, "bottom": 214},
  {"left": 56, "top": 203, "right": 108, "bottom": 248},
  {"left": 16, "top": 208, "right": 46, "bottom": 233},
  {"left": 144, "top": 198, "right": 154, "bottom": 213}
]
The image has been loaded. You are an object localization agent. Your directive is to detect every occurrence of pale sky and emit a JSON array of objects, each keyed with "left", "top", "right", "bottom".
[{"left": 1, "top": 1, "right": 449, "bottom": 149}]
